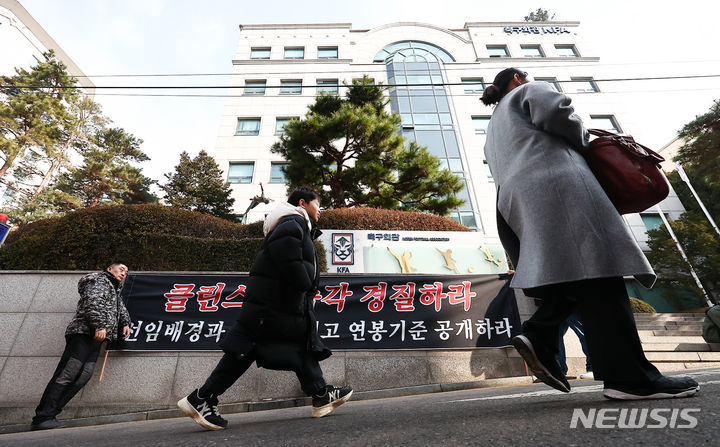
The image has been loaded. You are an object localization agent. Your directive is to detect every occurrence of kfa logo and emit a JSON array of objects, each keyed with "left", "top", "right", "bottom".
[{"left": 332, "top": 233, "right": 354, "bottom": 265}]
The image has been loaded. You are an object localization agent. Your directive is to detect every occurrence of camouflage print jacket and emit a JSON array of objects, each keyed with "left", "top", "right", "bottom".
[{"left": 65, "top": 271, "right": 132, "bottom": 341}]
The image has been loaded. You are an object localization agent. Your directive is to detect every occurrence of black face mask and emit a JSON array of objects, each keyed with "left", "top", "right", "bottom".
[{"left": 310, "top": 221, "right": 323, "bottom": 240}]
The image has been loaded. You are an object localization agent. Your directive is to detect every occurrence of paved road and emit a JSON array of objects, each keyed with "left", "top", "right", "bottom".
[{"left": 3, "top": 368, "right": 719, "bottom": 446}]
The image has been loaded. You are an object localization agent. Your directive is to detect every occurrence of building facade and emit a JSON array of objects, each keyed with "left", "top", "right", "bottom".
[
  {"left": 0, "top": 0, "right": 94, "bottom": 205},
  {"left": 213, "top": 21, "right": 684, "bottom": 250}
]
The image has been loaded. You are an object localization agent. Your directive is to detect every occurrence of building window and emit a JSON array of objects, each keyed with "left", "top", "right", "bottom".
[
  {"left": 462, "top": 78, "right": 484, "bottom": 94},
  {"left": 555, "top": 45, "right": 579, "bottom": 57},
  {"left": 228, "top": 162, "right": 254, "bottom": 183},
  {"left": 270, "top": 162, "right": 289, "bottom": 183},
  {"left": 275, "top": 117, "right": 297, "bottom": 135},
  {"left": 641, "top": 214, "right": 664, "bottom": 232},
  {"left": 446, "top": 158, "right": 463, "bottom": 173},
  {"left": 521, "top": 45, "right": 544, "bottom": 58},
  {"left": 280, "top": 80, "right": 302, "bottom": 95},
  {"left": 459, "top": 211, "right": 477, "bottom": 229},
  {"left": 570, "top": 77, "right": 599, "bottom": 93},
  {"left": 236, "top": 118, "right": 261, "bottom": 136},
  {"left": 472, "top": 116, "right": 491, "bottom": 134},
  {"left": 317, "top": 79, "right": 339, "bottom": 94},
  {"left": 318, "top": 47, "right": 338, "bottom": 59},
  {"left": 284, "top": 47, "right": 304, "bottom": 59},
  {"left": 534, "top": 77, "right": 562, "bottom": 92},
  {"left": 379, "top": 40, "right": 478, "bottom": 231},
  {"left": 487, "top": 45, "right": 510, "bottom": 58},
  {"left": 590, "top": 115, "right": 621, "bottom": 133},
  {"left": 243, "top": 80, "right": 266, "bottom": 95},
  {"left": 250, "top": 47, "right": 271, "bottom": 59}
]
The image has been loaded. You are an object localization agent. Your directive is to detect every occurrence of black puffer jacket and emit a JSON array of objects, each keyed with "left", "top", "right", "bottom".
[{"left": 219, "top": 208, "right": 330, "bottom": 370}]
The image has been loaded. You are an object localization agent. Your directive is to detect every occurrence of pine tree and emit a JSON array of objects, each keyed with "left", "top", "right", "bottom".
[
  {"left": 524, "top": 8, "right": 555, "bottom": 22},
  {"left": 271, "top": 76, "right": 464, "bottom": 215},
  {"left": 0, "top": 51, "right": 78, "bottom": 183},
  {"left": 161, "top": 150, "right": 236, "bottom": 221},
  {"left": 56, "top": 127, "right": 150, "bottom": 208},
  {"left": 646, "top": 100, "right": 720, "bottom": 305}
]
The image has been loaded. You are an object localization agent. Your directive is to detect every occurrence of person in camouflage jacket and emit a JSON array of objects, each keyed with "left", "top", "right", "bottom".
[
  {"left": 31, "top": 263, "right": 132, "bottom": 430},
  {"left": 65, "top": 269, "right": 132, "bottom": 341}
]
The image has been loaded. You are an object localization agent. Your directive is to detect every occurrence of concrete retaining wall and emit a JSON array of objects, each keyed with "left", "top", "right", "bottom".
[{"left": 0, "top": 271, "right": 583, "bottom": 427}]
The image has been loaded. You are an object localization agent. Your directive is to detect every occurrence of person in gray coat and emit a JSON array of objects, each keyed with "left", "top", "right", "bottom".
[{"left": 481, "top": 68, "right": 698, "bottom": 400}]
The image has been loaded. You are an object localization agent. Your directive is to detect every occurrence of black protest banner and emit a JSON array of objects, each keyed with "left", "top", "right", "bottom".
[{"left": 109, "top": 273, "right": 520, "bottom": 351}]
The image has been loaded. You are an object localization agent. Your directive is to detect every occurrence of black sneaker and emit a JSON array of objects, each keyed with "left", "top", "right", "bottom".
[
  {"left": 177, "top": 389, "right": 228, "bottom": 430},
  {"left": 30, "top": 417, "right": 60, "bottom": 431},
  {"left": 603, "top": 375, "right": 699, "bottom": 400},
  {"left": 511, "top": 335, "right": 570, "bottom": 393},
  {"left": 312, "top": 385, "right": 353, "bottom": 418}
]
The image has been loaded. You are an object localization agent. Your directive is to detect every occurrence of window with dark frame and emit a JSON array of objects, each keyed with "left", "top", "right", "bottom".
[
  {"left": 228, "top": 162, "right": 255, "bottom": 183},
  {"left": 236, "top": 118, "right": 261, "bottom": 136}
]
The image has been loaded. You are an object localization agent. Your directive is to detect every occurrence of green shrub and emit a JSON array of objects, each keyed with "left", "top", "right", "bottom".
[
  {"left": 0, "top": 204, "right": 467, "bottom": 271},
  {"left": 0, "top": 205, "right": 269, "bottom": 271},
  {"left": 630, "top": 297, "right": 656, "bottom": 313},
  {"left": 319, "top": 207, "right": 469, "bottom": 231}
]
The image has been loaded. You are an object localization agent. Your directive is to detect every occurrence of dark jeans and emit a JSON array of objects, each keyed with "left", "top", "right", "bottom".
[
  {"left": 33, "top": 334, "right": 104, "bottom": 423},
  {"left": 522, "top": 277, "right": 661, "bottom": 384},
  {"left": 200, "top": 350, "right": 327, "bottom": 398},
  {"left": 557, "top": 311, "right": 592, "bottom": 374}
]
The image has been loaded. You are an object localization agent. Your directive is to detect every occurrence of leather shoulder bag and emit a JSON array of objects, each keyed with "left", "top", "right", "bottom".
[{"left": 586, "top": 128, "right": 669, "bottom": 214}]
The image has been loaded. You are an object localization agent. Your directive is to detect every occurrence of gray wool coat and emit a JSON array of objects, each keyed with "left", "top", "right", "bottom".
[{"left": 483, "top": 81, "right": 656, "bottom": 291}]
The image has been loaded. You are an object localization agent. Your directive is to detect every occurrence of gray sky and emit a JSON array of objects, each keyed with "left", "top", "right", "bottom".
[{"left": 17, "top": 0, "right": 720, "bottom": 184}]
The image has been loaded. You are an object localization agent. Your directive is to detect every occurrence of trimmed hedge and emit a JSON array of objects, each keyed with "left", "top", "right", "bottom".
[
  {"left": 0, "top": 205, "right": 270, "bottom": 271},
  {"left": 318, "top": 207, "right": 469, "bottom": 231},
  {"left": 4, "top": 204, "right": 264, "bottom": 242},
  {"left": 630, "top": 297, "right": 656, "bottom": 313},
  {"left": 0, "top": 204, "right": 469, "bottom": 271}
]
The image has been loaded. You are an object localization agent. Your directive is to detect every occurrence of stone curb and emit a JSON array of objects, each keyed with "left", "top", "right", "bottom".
[{"left": 0, "top": 376, "right": 533, "bottom": 435}]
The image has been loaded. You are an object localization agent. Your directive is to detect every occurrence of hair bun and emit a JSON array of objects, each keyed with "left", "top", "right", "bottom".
[{"left": 480, "top": 84, "right": 501, "bottom": 105}]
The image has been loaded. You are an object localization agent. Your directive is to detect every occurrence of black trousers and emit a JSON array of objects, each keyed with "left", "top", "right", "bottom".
[
  {"left": 522, "top": 277, "right": 662, "bottom": 384},
  {"left": 200, "top": 350, "right": 327, "bottom": 398},
  {"left": 33, "top": 334, "right": 104, "bottom": 423}
]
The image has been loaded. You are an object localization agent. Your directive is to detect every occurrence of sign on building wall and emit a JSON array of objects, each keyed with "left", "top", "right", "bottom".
[
  {"left": 503, "top": 26, "right": 571, "bottom": 35},
  {"left": 109, "top": 273, "right": 520, "bottom": 351},
  {"left": 319, "top": 229, "right": 509, "bottom": 275}
]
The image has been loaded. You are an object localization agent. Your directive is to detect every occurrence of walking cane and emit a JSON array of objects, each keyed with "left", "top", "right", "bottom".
[{"left": 98, "top": 351, "right": 109, "bottom": 382}]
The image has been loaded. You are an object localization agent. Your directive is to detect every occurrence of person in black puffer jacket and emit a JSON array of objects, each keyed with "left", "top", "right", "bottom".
[{"left": 178, "top": 187, "right": 352, "bottom": 430}]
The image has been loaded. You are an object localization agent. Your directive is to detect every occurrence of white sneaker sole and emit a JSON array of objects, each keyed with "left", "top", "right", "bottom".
[
  {"left": 177, "top": 397, "right": 226, "bottom": 430},
  {"left": 603, "top": 386, "right": 699, "bottom": 400},
  {"left": 311, "top": 390, "right": 353, "bottom": 418}
]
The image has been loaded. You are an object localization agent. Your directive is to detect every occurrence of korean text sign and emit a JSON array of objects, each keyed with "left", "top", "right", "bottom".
[{"left": 109, "top": 273, "right": 520, "bottom": 351}]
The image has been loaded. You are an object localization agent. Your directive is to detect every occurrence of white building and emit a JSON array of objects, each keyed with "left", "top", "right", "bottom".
[
  {"left": 0, "top": 0, "right": 94, "bottom": 205},
  {"left": 213, "top": 21, "right": 684, "bottom": 250}
]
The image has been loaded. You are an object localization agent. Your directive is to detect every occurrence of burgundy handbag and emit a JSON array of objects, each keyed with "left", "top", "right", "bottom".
[{"left": 586, "top": 129, "right": 669, "bottom": 214}]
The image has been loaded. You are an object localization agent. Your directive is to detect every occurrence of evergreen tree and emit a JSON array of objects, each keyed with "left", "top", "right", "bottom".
[
  {"left": 161, "top": 150, "right": 236, "bottom": 220},
  {"left": 646, "top": 100, "right": 720, "bottom": 305},
  {"left": 271, "top": 76, "right": 464, "bottom": 215},
  {"left": 119, "top": 175, "right": 159, "bottom": 205},
  {"left": 0, "top": 51, "right": 78, "bottom": 182},
  {"left": 56, "top": 127, "right": 150, "bottom": 208},
  {"left": 524, "top": 8, "right": 555, "bottom": 22}
]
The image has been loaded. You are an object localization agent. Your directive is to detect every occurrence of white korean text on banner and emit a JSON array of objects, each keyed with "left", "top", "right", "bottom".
[{"left": 109, "top": 274, "right": 520, "bottom": 351}]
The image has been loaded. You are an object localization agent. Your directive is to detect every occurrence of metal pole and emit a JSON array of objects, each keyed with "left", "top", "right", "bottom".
[
  {"left": 655, "top": 205, "right": 713, "bottom": 306},
  {"left": 675, "top": 162, "right": 720, "bottom": 238}
]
